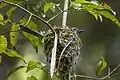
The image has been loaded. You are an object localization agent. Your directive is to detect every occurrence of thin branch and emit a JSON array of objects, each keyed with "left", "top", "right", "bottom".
[
  {"left": 102, "top": 63, "right": 120, "bottom": 79},
  {"left": 24, "top": 14, "right": 32, "bottom": 27},
  {"left": 47, "top": 9, "right": 68, "bottom": 23},
  {"left": 107, "top": 67, "right": 111, "bottom": 79},
  {"left": 72, "top": 63, "right": 120, "bottom": 80},
  {"left": 0, "top": 14, "right": 39, "bottom": 37},
  {"left": 19, "top": 14, "right": 33, "bottom": 32},
  {"left": 55, "top": 4, "right": 62, "bottom": 12},
  {"left": 2, "top": 0, "right": 54, "bottom": 33},
  {"left": 56, "top": 40, "right": 72, "bottom": 70}
]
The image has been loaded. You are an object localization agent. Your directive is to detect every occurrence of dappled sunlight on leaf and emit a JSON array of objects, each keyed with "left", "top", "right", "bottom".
[
  {"left": 4, "top": 48, "right": 23, "bottom": 59},
  {"left": 0, "top": 35, "right": 7, "bottom": 53},
  {"left": 26, "top": 61, "right": 41, "bottom": 73},
  {"left": 10, "top": 23, "right": 20, "bottom": 47}
]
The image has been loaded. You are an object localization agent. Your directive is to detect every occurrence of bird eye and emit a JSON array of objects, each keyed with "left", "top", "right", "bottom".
[{"left": 71, "top": 27, "right": 78, "bottom": 31}]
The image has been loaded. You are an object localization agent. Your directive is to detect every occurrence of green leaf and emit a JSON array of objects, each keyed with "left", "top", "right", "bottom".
[
  {"left": 96, "top": 57, "right": 107, "bottom": 76},
  {"left": 73, "top": 0, "right": 86, "bottom": 4},
  {"left": 50, "top": 5, "right": 56, "bottom": 13},
  {"left": 0, "top": 14, "right": 4, "bottom": 25},
  {"left": 0, "top": 14, "right": 4, "bottom": 21},
  {"left": 72, "top": 1, "right": 120, "bottom": 26},
  {"left": 0, "top": 35, "right": 7, "bottom": 53},
  {"left": 0, "top": 7, "right": 16, "bottom": 25},
  {"left": 7, "top": 66, "right": 26, "bottom": 78},
  {"left": 44, "top": 2, "right": 55, "bottom": 13},
  {"left": 81, "top": 2, "right": 113, "bottom": 12},
  {"left": 4, "top": 48, "right": 23, "bottom": 59},
  {"left": 0, "top": 13, "right": 11, "bottom": 25},
  {"left": 0, "top": 55, "right": 2, "bottom": 64},
  {"left": 20, "top": 25, "right": 43, "bottom": 37},
  {"left": 23, "top": 32, "right": 39, "bottom": 52},
  {"left": 99, "top": 10, "right": 120, "bottom": 27},
  {"left": 20, "top": 18, "right": 39, "bottom": 53},
  {"left": 5, "top": 0, "right": 24, "bottom": 3},
  {"left": 27, "top": 75, "right": 37, "bottom": 80},
  {"left": 6, "top": 6, "right": 17, "bottom": 18},
  {"left": 3, "top": 19, "right": 11, "bottom": 25},
  {"left": 10, "top": 23, "right": 19, "bottom": 47},
  {"left": 0, "top": 2, "right": 8, "bottom": 8},
  {"left": 26, "top": 61, "right": 41, "bottom": 73}
]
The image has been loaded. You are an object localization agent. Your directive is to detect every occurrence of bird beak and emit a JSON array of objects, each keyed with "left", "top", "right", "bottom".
[{"left": 78, "top": 29, "right": 84, "bottom": 34}]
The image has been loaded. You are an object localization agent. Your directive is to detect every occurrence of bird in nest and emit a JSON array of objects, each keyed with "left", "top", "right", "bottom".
[{"left": 43, "top": 25, "right": 83, "bottom": 80}]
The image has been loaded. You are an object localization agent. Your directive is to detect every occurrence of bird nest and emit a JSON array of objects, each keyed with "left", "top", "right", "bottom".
[{"left": 43, "top": 25, "right": 82, "bottom": 80}]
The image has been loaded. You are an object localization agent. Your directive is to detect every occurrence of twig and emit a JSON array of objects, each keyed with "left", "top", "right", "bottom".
[
  {"left": 107, "top": 67, "right": 111, "bottom": 79},
  {"left": 55, "top": 4, "right": 62, "bottom": 12},
  {"left": 56, "top": 40, "right": 72, "bottom": 70},
  {"left": 2, "top": 0, "right": 54, "bottom": 33},
  {"left": 24, "top": 14, "right": 32, "bottom": 27},
  {"left": 0, "top": 14, "right": 33, "bottom": 36},
  {"left": 19, "top": 14, "right": 33, "bottom": 31},
  {"left": 47, "top": 9, "right": 68, "bottom": 23},
  {"left": 72, "top": 63, "right": 120, "bottom": 80},
  {"left": 0, "top": 14, "right": 39, "bottom": 37},
  {"left": 102, "top": 63, "right": 120, "bottom": 79}
]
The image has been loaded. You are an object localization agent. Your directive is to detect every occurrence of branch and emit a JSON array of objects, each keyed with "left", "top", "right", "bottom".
[
  {"left": 56, "top": 40, "right": 72, "bottom": 70},
  {"left": 0, "top": 15, "right": 42, "bottom": 37},
  {"left": 2, "top": 0, "right": 54, "bottom": 33},
  {"left": 47, "top": 9, "right": 68, "bottom": 23},
  {"left": 50, "top": 32, "right": 58, "bottom": 78},
  {"left": 71, "top": 63, "right": 120, "bottom": 80},
  {"left": 24, "top": 14, "right": 32, "bottom": 26},
  {"left": 62, "top": 0, "right": 69, "bottom": 27}
]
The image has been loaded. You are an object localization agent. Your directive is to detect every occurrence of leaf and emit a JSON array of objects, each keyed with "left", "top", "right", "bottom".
[
  {"left": 4, "top": 48, "right": 23, "bottom": 59},
  {"left": 99, "top": 10, "right": 120, "bottom": 27},
  {"left": 0, "top": 6, "right": 16, "bottom": 25},
  {"left": 3, "top": 18, "right": 11, "bottom": 25},
  {"left": 6, "top": 6, "right": 17, "bottom": 18},
  {"left": 44, "top": 2, "right": 55, "bottom": 13},
  {"left": 0, "top": 14, "right": 4, "bottom": 21},
  {"left": 20, "top": 18, "right": 39, "bottom": 53},
  {"left": 5, "top": 0, "right": 24, "bottom": 3},
  {"left": 7, "top": 66, "right": 26, "bottom": 78},
  {"left": 50, "top": 33, "right": 57, "bottom": 78},
  {"left": 23, "top": 32, "right": 39, "bottom": 52},
  {"left": 0, "top": 14, "right": 4, "bottom": 25},
  {"left": 96, "top": 57, "right": 107, "bottom": 76},
  {"left": 0, "top": 14, "right": 11, "bottom": 25},
  {"left": 73, "top": 0, "right": 86, "bottom": 3},
  {"left": 0, "top": 2, "right": 8, "bottom": 8},
  {"left": 0, "top": 55, "right": 2, "bottom": 64},
  {"left": 26, "top": 61, "right": 41, "bottom": 73},
  {"left": 88, "top": 10, "right": 99, "bottom": 20},
  {"left": 27, "top": 75, "right": 37, "bottom": 80},
  {"left": 20, "top": 25, "right": 43, "bottom": 37},
  {"left": 10, "top": 23, "right": 19, "bottom": 47},
  {"left": 50, "top": 5, "right": 56, "bottom": 13},
  {"left": 0, "top": 35, "right": 7, "bottom": 53},
  {"left": 72, "top": 1, "right": 120, "bottom": 27},
  {"left": 81, "top": 2, "right": 113, "bottom": 12}
]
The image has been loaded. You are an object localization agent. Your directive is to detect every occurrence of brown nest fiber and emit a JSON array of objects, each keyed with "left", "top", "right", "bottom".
[{"left": 43, "top": 26, "right": 82, "bottom": 80}]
